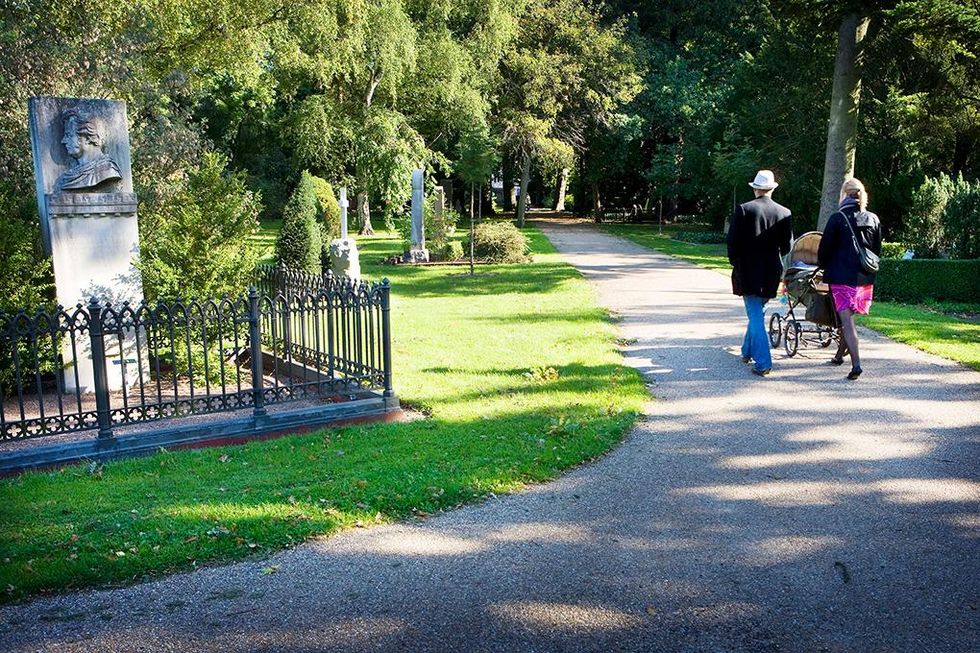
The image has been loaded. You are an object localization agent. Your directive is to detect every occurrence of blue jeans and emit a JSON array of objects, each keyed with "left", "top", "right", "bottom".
[{"left": 741, "top": 295, "right": 771, "bottom": 371}]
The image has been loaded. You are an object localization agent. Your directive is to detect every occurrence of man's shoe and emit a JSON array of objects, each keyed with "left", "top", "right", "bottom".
[
  {"left": 751, "top": 368, "right": 771, "bottom": 377},
  {"left": 741, "top": 356, "right": 752, "bottom": 364},
  {"left": 847, "top": 367, "right": 863, "bottom": 380},
  {"left": 828, "top": 356, "right": 845, "bottom": 366}
]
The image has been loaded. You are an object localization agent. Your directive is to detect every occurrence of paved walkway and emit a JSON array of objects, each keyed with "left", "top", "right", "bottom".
[{"left": 2, "top": 221, "right": 978, "bottom": 652}]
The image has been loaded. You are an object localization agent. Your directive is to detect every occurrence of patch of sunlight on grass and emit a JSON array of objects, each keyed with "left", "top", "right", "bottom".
[{"left": 0, "top": 223, "right": 648, "bottom": 603}]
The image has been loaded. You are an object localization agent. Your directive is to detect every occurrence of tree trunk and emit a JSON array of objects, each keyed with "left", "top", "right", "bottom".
[
  {"left": 818, "top": 13, "right": 871, "bottom": 230},
  {"left": 591, "top": 182, "right": 601, "bottom": 221},
  {"left": 554, "top": 168, "right": 569, "bottom": 211},
  {"left": 502, "top": 159, "right": 514, "bottom": 212},
  {"left": 516, "top": 156, "right": 531, "bottom": 228},
  {"left": 357, "top": 192, "right": 374, "bottom": 235}
]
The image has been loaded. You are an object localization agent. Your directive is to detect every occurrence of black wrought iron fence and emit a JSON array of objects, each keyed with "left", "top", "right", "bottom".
[{"left": 0, "top": 268, "right": 392, "bottom": 443}]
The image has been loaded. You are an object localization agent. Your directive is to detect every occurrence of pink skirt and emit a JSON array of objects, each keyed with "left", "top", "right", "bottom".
[{"left": 830, "top": 284, "right": 874, "bottom": 314}]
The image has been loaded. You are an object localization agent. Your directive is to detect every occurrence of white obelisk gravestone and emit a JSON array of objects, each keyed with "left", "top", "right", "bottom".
[
  {"left": 328, "top": 187, "right": 361, "bottom": 280},
  {"left": 404, "top": 168, "right": 429, "bottom": 263}
]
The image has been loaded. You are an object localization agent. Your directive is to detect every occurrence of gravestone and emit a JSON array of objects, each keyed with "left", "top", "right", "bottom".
[
  {"left": 433, "top": 186, "right": 445, "bottom": 221},
  {"left": 29, "top": 97, "right": 143, "bottom": 392},
  {"left": 328, "top": 187, "right": 361, "bottom": 280},
  {"left": 403, "top": 168, "right": 429, "bottom": 263}
]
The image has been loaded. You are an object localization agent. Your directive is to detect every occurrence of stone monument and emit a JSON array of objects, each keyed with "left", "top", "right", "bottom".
[
  {"left": 403, "top": 168, "right": 429, "bottom": 263},
  {"left": 29, "top": 97, "right": 143, "bottom": 392},
  {"left": 328, "top": 187, "right": 361, "bottom": 280}
]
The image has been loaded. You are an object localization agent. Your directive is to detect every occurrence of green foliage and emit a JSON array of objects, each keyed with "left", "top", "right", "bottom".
[
  {"left": 0, "top": 186, "right": 56, "bottom": 394},
  {"left": 310, "top": 175, "right": 342, "bottom": 241},
  {"left": 880, "top": 242, "right": 910, "bottom": 259},
  {"left": 0, "top": 188, "right": 51, "bottom": 312},
  {"left": 466, "top": 221, "right": 531, "bottom": 263},
  {"left": 434, "top": 240, "right": 465, "bottom": 262},
  {"left": 876, "top": 259, "right": 980, "bottom": 303},
  {"left": 905, "top": 174, "right": 980, "bottom": 259},
  {"left": 138, "top": 153, "right": 261, "bottom": 301},
  {"left": 905, "top": 173, "right": 958, "bottom": 258},
  {"left": 275, "top": 172, "right": 323, "bottom": 273},
  {"left": 673, "top": 231, "right": 727, "bottom": 245},
  {"left": 944, "top": 180, "right": 980, "bottom": 259}
]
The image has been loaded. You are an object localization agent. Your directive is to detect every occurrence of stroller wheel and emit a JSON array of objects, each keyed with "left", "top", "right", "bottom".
[
  {"left": 784, "top": 319, "right": 801, "bottom": 357},
  {"left": 819, "top": 327, "right": 834, "bottom": 348},
  {"left": 768, "top": 313, "right": 783, "bottom": 348}
]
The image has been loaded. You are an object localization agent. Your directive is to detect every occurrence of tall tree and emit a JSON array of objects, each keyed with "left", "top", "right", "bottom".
[{"left": 818, "top": 12, "right": 873, "bottom": 228}]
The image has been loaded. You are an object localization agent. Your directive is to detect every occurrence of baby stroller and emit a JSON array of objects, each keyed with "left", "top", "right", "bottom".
[{"left": 767, "top": 231, "right": 839, "bottom": 357}]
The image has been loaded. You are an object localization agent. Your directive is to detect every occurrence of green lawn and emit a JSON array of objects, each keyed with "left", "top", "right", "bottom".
[
  {"left": 600, "top": 222, "right": 980, "bottom": 371},
  {"left": 0, "top": 226, "right": 648, "bottom": 603},
  {"left": 251, "top": 218, "right": 282, "bottom": 265}
]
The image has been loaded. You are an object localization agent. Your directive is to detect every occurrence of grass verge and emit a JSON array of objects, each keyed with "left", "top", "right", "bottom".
[
  {"left": 0, "top": 226, "right": 648, "bottom": 603},
  {"left": 600, "top": 222, "right": 980, "bottom": 371}
]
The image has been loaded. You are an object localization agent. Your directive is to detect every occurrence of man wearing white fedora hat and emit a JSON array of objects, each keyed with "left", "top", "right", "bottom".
[{"left": 726, "top": 169, "right": 793, "bottom": 376}]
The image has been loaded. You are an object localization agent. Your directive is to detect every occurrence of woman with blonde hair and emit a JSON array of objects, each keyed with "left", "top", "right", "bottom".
[{"left": 817, "top": 178, "right": 882, "bottom": 379}]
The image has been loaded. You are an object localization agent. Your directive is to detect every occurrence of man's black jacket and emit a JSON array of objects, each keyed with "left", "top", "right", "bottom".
[{"left": 726, "top": 195, "right": 793, "bottom": 298}]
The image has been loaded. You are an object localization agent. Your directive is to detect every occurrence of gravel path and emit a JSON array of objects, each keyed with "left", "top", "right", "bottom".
[{"left": 2, "top": 220, "right": 978, "bottom": 652}]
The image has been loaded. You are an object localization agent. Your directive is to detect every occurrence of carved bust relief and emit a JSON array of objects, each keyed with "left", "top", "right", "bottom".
[{"left": 54, "top": 107, "right": 122, "bottom": 192}]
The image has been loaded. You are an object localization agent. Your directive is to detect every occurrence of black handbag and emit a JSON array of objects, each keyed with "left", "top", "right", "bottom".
[
  {"left": 841, "top": 212, "right": 879, "bottom": 274},
  {"left": 805, "top": 293, "right": 838, "bottom": 326}
]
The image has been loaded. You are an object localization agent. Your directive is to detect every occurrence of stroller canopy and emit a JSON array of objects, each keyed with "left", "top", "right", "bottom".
[{"left": 789, "top": 231, "right": 822, "bottom": 267}]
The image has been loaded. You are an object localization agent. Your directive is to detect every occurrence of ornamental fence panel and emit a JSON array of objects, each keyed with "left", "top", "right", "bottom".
[{"left": 0, "top": 267, "right": 391, "bottom": 444}]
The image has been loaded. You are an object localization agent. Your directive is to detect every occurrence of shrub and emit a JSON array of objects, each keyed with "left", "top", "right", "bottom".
[
  {"left": 275, "top": 171, "right": 323, "bottom": 273},
  {"left": 904, "top": 173, "right": 979, "bottom": 258},
  {"left": 465, "top": 221, "right": 531, "bottom": 263},
  {"left": 875, "top": 259, "right": 980, "bottom": 303},
  {"left": 434, "top": 240, "right": 465, "bottom": 262},
  {"left": 674, "top": 230, "right": 727, "bottom": 244},
  {"left": 0, "top": 186, "right": 56, "bottom": 394},
  {"left": 880, "top": 242, "right": 911, "bottom": 259},
  {"left": 944, "top": 180, "right": 980, "bottom": 259},
  {"left": 905, "top": 174, "right": 954, "bottom": 258},
  {"left": 138, "top": 152, "right": 261, "bottom": 301},
  {"left": 310, "top": 176, "right": 342, "bottom": 241}
]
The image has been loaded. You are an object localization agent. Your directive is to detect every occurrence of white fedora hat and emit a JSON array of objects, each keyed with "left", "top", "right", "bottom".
[{"left": 749, "top": 170, "right": 778, "bottom": 190}]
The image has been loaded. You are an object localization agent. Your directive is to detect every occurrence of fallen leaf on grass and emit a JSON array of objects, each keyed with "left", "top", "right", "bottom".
[
  {"left": 184, "top": 535, "right": 198, "bottom": 543},
  {"left": 218, "top": 455, "right": 231, "bottom": 463}
]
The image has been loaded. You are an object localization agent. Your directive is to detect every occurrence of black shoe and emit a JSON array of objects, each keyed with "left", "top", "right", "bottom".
[
  {"left": 829, "top": 356, "right": 845, "bottom": 366},
  {"left": 741, "top": 356, "right": 752, "bottom": 364},
  {"left": 752, "top": 368, "right": 771, "bottom": 377},
  {"left": 847, "top": 367, "right": 863, "bottom": 380}
]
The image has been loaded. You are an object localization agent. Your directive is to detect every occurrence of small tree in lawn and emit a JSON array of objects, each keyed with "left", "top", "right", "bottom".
[
  {"left": 457, "top": 124, "right": 500, "bottom": 275},
  {"left": 276, "top": 171, "right": 323, "bottom": 273}
]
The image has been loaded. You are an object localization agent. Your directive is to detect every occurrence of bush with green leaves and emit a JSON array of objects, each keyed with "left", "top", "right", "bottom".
[
  {"left": 674, "top": 230, "right": 727, "bottom": 245},
  {"left": 310, "top": 176, "right": 342, "bottom": 241},
  {"left": 434, "top": 240, "right": 465, "bottom": 262},
  {"left": 0, "top": 186, "right": 56, "bottom": 394},
  {"left": 275, "top": 171, "right": 323, "bottom": 273},
  {"left": 137, "top": 152, "right": 261, "bottom": 302},
  {"left": 880, "top": 242, "right": 911, "bottom": 259},
  {"left": 944, "top": 179, "right": 980, "bottom": 259},
  {"left": 904, "top": 173, "right": 977, "bottom": 258},
  {"left": 876, "top": 259, "right": 980, "bottom": 303},
  {"left": 465, "top": 221, "right": 531, "bottom": 263}
]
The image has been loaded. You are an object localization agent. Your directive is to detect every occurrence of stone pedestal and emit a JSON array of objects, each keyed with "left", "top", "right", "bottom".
[
  {"left": 402, "top": 248, "right": 430, "bottom": 264},
  {"left": 329, "top": 238, "right": 362, "bottom": 281}
]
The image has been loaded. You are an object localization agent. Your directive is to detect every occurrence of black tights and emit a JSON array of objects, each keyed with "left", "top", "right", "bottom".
[{"left": 835, "top": 308, "right": 861, "bottom": 370}]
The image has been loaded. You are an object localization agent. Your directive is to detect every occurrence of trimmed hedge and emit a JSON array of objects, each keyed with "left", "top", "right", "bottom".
[{"left": 876, "top": 259, "right": 980, "bottom": 303}]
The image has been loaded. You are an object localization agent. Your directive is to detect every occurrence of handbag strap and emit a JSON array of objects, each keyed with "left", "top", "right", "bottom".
[{"left": 839, "top": 210, "right": 864, "bottom": 256}]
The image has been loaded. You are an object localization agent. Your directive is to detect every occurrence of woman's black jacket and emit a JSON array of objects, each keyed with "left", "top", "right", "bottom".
[{"left": 817, "top": 207, "right": 882, "bottom": 286}]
